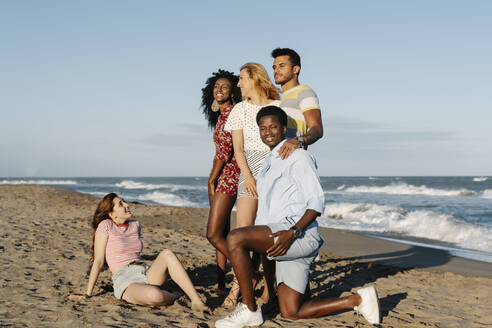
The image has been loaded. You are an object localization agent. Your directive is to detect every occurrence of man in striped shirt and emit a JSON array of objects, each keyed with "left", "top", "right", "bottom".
[{"left": 271, "top": 48, "right": 324, "bottom": 159}]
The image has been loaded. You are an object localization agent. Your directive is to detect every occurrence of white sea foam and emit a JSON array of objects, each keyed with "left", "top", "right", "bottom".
[
  {"left": 482, "top": 190, "right": 492, "bottom": 200},
  {"left": 473, "top": 177, "right": 489, "bottom": 182},
  {"left": 320, "top": 202, "right": 492, "bottom": 253},
  {"left": 116, "top": 180, "right": 206, "bottom": 192},
  {"left": 137, "top": 191, "right": 201, "bottom": 207},
  {"left": 343, "top": 182, "right": 475, "bottom": 197},
  {"left": 0, "top": 179, "right": 77, "bottom": 185},
  {"left": 84, "top": 191, "right": 108, "bottom": 197},
  {"left": 336, "top": 184, "right": 346, "bottom": 191}
]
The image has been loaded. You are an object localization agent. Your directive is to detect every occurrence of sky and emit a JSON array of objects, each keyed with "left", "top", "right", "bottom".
[{"left": 1, "top": 1, "right": 491, "bottom": 177}]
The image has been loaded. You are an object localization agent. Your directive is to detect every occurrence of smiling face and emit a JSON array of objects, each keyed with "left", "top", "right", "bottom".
[
  {"left": 259, "top": 115, "right": 286, "bottom": 150},
  {"left": 109, "top": 197, "right": 132, "bottom": 224},
  {"left": 237, "top": 69, "right": 255, "bottom": 99},
  {"left": 213, "top": 78, "right": 232, "bottom": 104},
  {"left": 273, "top": 55, "right": 299, "bottom": 85}
]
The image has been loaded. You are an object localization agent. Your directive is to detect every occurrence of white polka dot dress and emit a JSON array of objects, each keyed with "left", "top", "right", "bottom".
[
  {"left": 224, "top": 100, "right": 280, "bottom": 198},
  {"left": 224, "top": 100, "right": 281, "bottom": 151}
]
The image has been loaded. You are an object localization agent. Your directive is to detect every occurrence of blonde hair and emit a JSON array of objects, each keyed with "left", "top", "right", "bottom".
[{"left": 240, "top": 63, "right": 280, "bottom": 101}]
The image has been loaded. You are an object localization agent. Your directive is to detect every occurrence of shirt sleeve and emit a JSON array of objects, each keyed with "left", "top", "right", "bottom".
[
  {"left": 289, "top": 151, "right": 325, "bottom": 214},
  {"left": 224, "top": 102, "right": 244, "bottom": 132},
  {"left": 299, "top": 87, "right": 320, "bottom": 113},
  {"left": 95, "top": 219, "right": 110, "bottom": 236}
]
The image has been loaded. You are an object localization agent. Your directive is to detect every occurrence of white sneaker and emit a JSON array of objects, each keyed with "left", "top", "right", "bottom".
[
  {"left": 354, "top": 286, "right": 380, "bottom": 325},
  {"left": 215, "top": 302, "right": 264, "bottom": 328}
]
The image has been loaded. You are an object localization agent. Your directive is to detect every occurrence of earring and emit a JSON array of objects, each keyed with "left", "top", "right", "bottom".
[{"left": 211, "top": 100, "right": 220, "bottom": 112}]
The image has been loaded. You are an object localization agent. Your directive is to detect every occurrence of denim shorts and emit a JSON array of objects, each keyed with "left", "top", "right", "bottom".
[
  {"left": 112, "top": 262, "right": 149, "bottom": 299},
  {"left": 267, "top": 217, "right": 324, "bottom": 294}
]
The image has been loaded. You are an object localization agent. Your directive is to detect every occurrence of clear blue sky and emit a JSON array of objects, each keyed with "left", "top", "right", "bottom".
[{"left": 1, "top": 1, "right": 491, "bottom": 177}]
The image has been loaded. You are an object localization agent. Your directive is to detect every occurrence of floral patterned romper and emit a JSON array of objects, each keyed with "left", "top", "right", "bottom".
[{"left": 213, "top": 105, "right": 240, "bottom": 195}]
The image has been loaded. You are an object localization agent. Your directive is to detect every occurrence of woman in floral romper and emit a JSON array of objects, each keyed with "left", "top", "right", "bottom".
[{"left": 201, "top": 70, "right": 242, "bottom": 294}]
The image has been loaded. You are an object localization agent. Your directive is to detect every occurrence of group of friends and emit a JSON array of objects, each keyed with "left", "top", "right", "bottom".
[{"left": 70, "top": 48, "right": 381, "bottom": 327}]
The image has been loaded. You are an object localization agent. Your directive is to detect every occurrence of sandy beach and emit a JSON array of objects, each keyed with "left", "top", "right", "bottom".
[{"left": 1, "top": 185, "right": 491, "bottom": 327}]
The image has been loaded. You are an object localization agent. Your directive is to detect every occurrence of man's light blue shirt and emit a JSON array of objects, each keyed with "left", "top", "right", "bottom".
[{"left": 255, "top": 140, "right": 325, "bottom": 226}]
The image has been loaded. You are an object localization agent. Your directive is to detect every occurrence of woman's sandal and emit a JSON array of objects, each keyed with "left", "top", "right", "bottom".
[{"left": 222, "top": 277, "right": 240, "bottom": 309}]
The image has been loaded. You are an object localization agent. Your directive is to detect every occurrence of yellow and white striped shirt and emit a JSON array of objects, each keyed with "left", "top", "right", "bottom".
[{"left": 280, "top": 85, "right": 320, "bottom": 139}]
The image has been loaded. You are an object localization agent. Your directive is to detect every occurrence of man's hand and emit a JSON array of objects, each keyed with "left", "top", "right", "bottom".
[
  {"left": 277, "top": 138, "right": 301, "bottom": 160},
  {"left": 266, "top": 229, "right": 295, "bottom": 257}
]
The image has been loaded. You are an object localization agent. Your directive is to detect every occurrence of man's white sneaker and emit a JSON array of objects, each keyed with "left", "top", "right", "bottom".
[
  {"left": 354, "top": 286, "right": 380, "bottom": 325},
  {"left": 215, "top": 302, "right": 264, "bottom": 328}
]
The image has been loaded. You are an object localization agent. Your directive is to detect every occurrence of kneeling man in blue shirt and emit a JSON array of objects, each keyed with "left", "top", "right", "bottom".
[{"left": 215, "top": 106, "right": 380, "bottom": 328}]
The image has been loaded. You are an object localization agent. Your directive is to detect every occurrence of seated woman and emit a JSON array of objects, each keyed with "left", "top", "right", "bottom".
[{"left": 69, "top": 193, "right": 208, "bottom": 312}]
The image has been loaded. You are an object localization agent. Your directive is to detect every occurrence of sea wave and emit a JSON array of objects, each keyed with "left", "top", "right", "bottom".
[
  {"left": 84, "top": 191, "right": 108, "bottom": 197},
  {"left": 336, "top": 184, "right": 346, "bottom": 191},
  {"left": 473, "top": 177, "right": 489, "bottom": 182},
  {"left": 482, "top": 190, "right": 492, "bottom": 200},
  {"left": 136, "top": 191, "right": 201, "bottom": 207},
  {"left": 116, "top": 180, "right": 206, "bottom": 192},
  {"left": 319, "top": 202, "right": 492, "bottom": 252},
  {"left": 0, "top": 179, "right": 77, "bottom": 185},
  {"left": 336, "top": 182, "right": 475, "bottom": 197}
]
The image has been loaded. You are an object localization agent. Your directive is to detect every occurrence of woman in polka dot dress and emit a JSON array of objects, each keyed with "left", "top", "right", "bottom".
[{"left": 223, "top": 63, "right": 280, "bottom": 306}]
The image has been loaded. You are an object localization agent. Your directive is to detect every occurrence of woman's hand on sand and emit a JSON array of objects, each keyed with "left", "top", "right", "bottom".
[
  {"left": 192, "top": 301, "right": 212, "bottom": 314},
  {"left": 68, "top": 293, "right": 90, "bottom": 301},
  {"left": 244, "top": 176, "right": 257, "bottom": 197}
]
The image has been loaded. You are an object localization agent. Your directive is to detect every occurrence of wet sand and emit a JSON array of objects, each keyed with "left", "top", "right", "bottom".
[{"left": 1, "top": 185, "right": 491, "bottom": 327}]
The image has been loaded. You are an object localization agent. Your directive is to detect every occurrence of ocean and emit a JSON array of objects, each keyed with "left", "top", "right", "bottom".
[{"left": 2, "top": 176, "right": 491, "bottom": 263}]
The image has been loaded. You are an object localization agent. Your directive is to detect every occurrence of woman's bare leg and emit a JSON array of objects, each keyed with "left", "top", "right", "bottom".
[
  {"left": 226, "top": 225, "right": 275, "bottom": 311},
  {"left": 122, "top": 283, "right": 177, "bottom": 306},
  {"left": 222, "top": 196, "right": 258, "bottom": 306},
  {"left": 216, "top": 249, "right": 227, "bottom": 291},
  {"left": 260, "top": 255, "right": 276, "bottom": 304},
  {"left": 236, "top": 197, "right": 263, "bottom": 294},
  {"left": 236, "top": 196, "right": 257, "bottom": 227},
  {"left": 207, "top": 192, "right": 235, "bottom": 290},
  {"left": 146, "top": 249, "right": 207, "bottom": 310}
]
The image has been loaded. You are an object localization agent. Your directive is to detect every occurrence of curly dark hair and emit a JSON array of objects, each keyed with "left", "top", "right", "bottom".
[{"left": 201, "top": 69, "right": 242, "bottom": 128}]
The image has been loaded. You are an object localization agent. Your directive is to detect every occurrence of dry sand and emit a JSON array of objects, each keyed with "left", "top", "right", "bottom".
[{"left": 1, "top": 185, "right": 491, "bottom": 327}]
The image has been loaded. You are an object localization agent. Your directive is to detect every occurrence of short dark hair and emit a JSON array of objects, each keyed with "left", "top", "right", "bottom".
[
  {"left": 256, "top": 106, "right": 288, "bottom": 127},
  {"left": 271, "top": 48, "right": 301, "bottom": 69}
]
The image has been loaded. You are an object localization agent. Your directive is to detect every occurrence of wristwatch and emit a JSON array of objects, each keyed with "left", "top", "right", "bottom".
[
  {"left": 296, "top": 136, "right": 304, "bottom": 147},
  {"left": 290, "top": 225, "right": 302, "bottom": 239}
]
